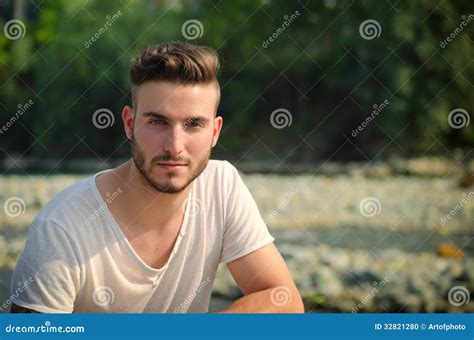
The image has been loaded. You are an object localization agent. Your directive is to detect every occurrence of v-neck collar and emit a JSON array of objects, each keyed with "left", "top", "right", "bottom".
[{"left": 89, "top": 169, "right": 193, "bottom": 276}]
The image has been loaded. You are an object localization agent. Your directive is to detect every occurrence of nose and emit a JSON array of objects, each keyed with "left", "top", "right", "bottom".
[{"left": 163, "top": 127, "right": 184, "bottom": 155}]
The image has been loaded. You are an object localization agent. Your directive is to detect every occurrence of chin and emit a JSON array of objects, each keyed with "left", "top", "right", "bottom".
[
  {"left": 153, "top": 174, "right": 190, "bottom": 194},
  {"left": 157, "top": 182, "right": 188, "bottom": 194}
]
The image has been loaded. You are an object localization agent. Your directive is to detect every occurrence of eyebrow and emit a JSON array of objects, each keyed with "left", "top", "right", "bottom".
[{"left": 142, "top": 111, "right": 210, "bottom": 123}]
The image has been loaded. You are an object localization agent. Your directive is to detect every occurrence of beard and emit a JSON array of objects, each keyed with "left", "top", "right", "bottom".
[{"left": 131, "top": 135, "right": 211, "bottom": 194}]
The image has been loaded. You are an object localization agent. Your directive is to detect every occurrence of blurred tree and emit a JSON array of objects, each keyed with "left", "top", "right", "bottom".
[{"left": 0, "top": 0, "right": 472, "bottom": 165}]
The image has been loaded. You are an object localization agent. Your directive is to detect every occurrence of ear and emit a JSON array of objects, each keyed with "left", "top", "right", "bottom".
[
  {"left": 211, "top": 115, "right": 223, "bottom": 148},
  {"left": 122, "top": 105, "right": 134, "bottom": 140}
]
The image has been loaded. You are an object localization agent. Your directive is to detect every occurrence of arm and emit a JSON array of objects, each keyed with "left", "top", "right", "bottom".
[
  {"left": 217, "top": 243, "right": 304, "bottom": 313},
  {"left": 9, "top": 220, "right": 80, "bottom": 314},
  {"left": 10, "top": 303, "right": 41, "bottom": 313}
]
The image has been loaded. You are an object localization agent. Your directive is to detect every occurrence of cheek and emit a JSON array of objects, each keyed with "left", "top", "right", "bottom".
[
  {"left": 188, "top": 132, "right": 213, "bottom": 154},
  {"left": 135, "top": 127, "right": 165, "bottom": 151}
]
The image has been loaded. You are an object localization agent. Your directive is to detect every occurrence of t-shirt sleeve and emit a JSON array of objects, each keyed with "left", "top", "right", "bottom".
[
  {"left": 9, "top": 218, "right": 81, "bottom": 313},
  {"left": 220, "top": 162, "right": 275, "bottom": 264}
]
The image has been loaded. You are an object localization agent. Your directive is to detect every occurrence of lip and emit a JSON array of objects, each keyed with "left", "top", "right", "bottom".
[{"left": 157, "top": 163, "right": 187, "bottom": 169}]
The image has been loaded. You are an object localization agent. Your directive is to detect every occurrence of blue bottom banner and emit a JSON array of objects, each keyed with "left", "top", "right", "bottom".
[{"left": 0, "top": 314, "right": 472, "bottom": 339}]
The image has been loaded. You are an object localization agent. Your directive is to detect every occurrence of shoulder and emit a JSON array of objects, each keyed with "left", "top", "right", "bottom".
[
  {"left": 198, "top": 160, "right": 240, "bottom": 192},
  {"left": 31, "top": 174, "right": 100, "bottom": 234},
  {"left": 201, "top": 159, "right": 239, "bottom": 181},
  {"left": 203, "top": 159, "right": 236, "bottom": 173}
]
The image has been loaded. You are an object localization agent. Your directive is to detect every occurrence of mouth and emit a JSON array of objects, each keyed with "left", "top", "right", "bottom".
[{"left": 157, "top": 162, "right": 188, "bottom": 170}]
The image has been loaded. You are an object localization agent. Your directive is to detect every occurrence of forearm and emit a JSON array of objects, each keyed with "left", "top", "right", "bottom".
[
  {"left": 216, "top": 287, "right": 304, "bottom": 313},
  {"left": 10, "top": 303, "right": 41, "bottom": 313}
]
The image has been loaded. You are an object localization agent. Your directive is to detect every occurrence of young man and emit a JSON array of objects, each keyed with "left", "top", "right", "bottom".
[{"left": 10, "top": 41, "right": 303, "bottom": 313}]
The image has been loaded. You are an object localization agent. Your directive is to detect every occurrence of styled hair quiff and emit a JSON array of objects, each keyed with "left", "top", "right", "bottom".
[{"left": 129, "top": 41, "right": 221, "bottom": 110}]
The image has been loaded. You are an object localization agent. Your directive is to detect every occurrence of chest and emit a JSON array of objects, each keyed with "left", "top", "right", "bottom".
[{"left": 126, "top": 224, "right": 182, "bottom": 270}]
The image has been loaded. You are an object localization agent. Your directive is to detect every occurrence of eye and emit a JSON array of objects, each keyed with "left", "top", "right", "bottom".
[
  {"left": 149, "top": 119, "right": 167, "bottom": 125},
  {"left": 185, "top": 119, "right": 203, "bottom": 128}
]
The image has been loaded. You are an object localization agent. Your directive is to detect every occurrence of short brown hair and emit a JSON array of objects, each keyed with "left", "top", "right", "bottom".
[{"left": 129, "top": 41, "right": 220, "bottom": 111}]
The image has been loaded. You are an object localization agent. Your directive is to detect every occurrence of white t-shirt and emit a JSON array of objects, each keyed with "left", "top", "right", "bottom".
[{"left": 10, "top": 160, "right": 274, "bottom": 313}]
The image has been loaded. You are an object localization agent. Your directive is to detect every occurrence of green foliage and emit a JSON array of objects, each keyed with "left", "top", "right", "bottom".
[
  {"left": 0, "top": 0, "right": 472, "bottom": 161},
  {"left": 307, "top": 293, "right": 326, "bottom": 306}
]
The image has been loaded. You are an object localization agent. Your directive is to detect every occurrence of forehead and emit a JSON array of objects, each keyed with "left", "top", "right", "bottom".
[{"left": 135, "top": 81, "right": 218, "bottom": 119}]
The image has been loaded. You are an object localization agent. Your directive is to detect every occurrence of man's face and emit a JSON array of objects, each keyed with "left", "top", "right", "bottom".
[{"left": 123, "top": 81, "right": 222, "bottom": 194}]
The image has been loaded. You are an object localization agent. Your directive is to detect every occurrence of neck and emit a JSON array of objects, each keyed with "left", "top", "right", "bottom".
[{"left": 117, "top": 159, "right": 192, "bottom": 224}]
